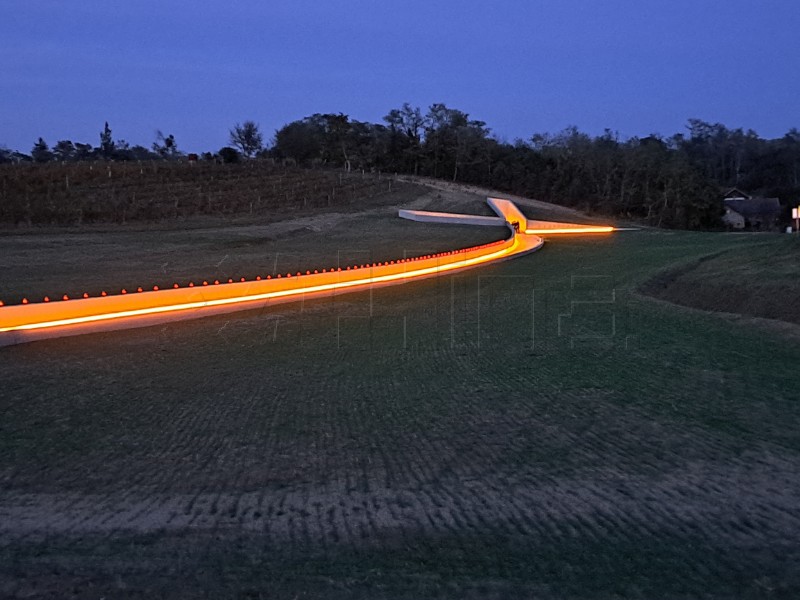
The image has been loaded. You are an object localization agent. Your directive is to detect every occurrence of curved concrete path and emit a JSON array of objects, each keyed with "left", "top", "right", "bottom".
[{"left": 0, "top": 198, "right": 612, "bottom": 346}]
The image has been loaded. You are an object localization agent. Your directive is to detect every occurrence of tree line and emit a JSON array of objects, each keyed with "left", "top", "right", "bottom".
[
  {"left": 3, "top": 107, "right": 798, "bottom": 229},
  {"left": 1, "top": 121, "right": 263, "bottom": 165}
]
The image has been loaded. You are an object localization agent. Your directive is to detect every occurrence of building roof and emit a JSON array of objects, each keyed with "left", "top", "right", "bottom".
[
  {"left": 723, "top": 187, "right": 752, "bottom": 200},
  {"left": 723, "top": 197, "right": 781, "bottom": 219}
]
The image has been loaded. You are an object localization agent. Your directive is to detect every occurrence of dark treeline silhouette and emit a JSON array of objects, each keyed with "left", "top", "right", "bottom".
[
  {"left": 5, "top": 122, "right": 239, "bottom": 165},
  {"left": 3, "top": 108, "right": 798, "bottom": 229},
  {"left": 270, "top": 107, "right": 799, "bottom": 229},
  {"left": 19, "top": 122, "right": 185, "bottom": 164}
]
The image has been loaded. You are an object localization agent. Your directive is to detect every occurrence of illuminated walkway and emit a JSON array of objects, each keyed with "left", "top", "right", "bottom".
[{"left": 0, "top": 198, "right": 615, "bottom": 346}]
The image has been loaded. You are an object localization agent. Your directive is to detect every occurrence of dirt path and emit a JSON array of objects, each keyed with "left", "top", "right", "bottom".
[{"left": 396, "top": 175, "right": 595, "bottom": 220}]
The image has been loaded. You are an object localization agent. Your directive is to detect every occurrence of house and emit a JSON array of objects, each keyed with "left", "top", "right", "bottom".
[{"left": 721, "top": 188, "right": 781, "bottom": 231}]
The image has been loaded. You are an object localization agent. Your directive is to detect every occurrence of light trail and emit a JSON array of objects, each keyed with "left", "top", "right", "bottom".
[
  {"left": 0, "top": 198, "right": 618, "bottom": 344},
  {"left": 0, "top": 237, "right": 528, "bottom": 333},
  {"left": 525, "top": 226, "right": 615, "bottom": 235}
]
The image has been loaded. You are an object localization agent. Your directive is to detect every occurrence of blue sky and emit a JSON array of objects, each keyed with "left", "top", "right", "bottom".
[{"left": 2, "top": 0, "right": 799, "bottom": 153}]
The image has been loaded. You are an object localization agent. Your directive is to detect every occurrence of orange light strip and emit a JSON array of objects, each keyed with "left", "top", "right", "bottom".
[
  {"left": 0, "top": 234, "right": 536, "bottom": 333},
  {"left": 0, "top": 199, "right": 622, "bottom": 341},
  {"left": 524, "top": 226, "right": 615, "bottom": 235}
]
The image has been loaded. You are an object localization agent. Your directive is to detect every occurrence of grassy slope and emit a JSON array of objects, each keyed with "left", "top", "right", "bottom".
[
  {"left": 0, "top": 187, "right": 458, "bottom": 304},
  {"left": 1, "top": 203, "right": 799, "bottom": 598},
  {"left": 640, "top": 234, "right": 800, "bottom": 325}
]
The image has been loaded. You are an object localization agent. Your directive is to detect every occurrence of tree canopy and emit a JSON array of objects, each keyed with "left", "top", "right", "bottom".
[
  {"left": 6, "top": 109, "right": 800, "bottom": 230},
  {"left": 229, "top": 121, "right": 263, "bottom": 158}
]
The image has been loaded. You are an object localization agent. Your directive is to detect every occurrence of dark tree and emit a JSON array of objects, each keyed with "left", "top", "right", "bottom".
[
  {"left": 320, "top": 113, "right": 352, "bottom": 170},
  {"left": 31, "top": 138, "right": 53, "bottom": 163},
  {"left": 218, "top": 146, "right": 240, "bottom": 164},
  {"left": 99, "top": 122, "right": 115, "bottom": 159},
  {"left": 383, "top": 103, "right": 425, "bottom": 174},
  {"left": 127, "top": 145, "right": 158, "bottom": 161},
  {"left": 152, "top": 130, "right": 180, "bottom": 158},
  {"left": 74, "top": 143, "right": 94, "bottom": 161},
  {"left": 229, "top": 121, "right": 263, "bottom": 158},
  {"left": 273, "top": 118, "right": 325, "bottom": 164},
  {"left": 52, "top": 140, "right": 76, "bottom": 161}
]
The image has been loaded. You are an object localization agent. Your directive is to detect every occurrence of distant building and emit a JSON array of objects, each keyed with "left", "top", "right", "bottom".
[{"left": 721, "top": 188, "right": 781, "bottom": 231}]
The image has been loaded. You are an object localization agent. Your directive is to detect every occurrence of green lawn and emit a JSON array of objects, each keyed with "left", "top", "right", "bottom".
[
  {"left": 1, "top": 213, "right": 799, "bottom": 599},
  {"left": 641, "top": 233, "right": 800, "bottom": 324}
]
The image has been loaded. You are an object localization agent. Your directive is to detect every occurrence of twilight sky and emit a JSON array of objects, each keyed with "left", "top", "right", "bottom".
[{"left": 2, "top": 0, "right": 798, "bottom": 153}]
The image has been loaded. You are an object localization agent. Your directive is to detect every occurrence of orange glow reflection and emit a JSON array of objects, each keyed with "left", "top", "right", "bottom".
[
  {"left": 0, "top": 235, "right": 533, "bottom": 334},
  {"left": 0, "top": 198, "right": 622, "bottom": 340},
  {"left": 524, "top": 226, "right": 615, "bottom": 235}
]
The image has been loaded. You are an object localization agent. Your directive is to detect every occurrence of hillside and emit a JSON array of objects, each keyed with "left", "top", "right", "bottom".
[
  {"left": 0, "top": 161, "right": 410, "bottom": 226},
  {"left": 640, "top": 235, "right": 800, "bottom": 326},
  {"left": 1, "top": 188, "right": 799, "bottom": 598}
]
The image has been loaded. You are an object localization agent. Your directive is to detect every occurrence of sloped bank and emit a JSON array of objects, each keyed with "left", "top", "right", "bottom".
[{"left": 639, "top": 239, "right": 800, "bottom": 326}]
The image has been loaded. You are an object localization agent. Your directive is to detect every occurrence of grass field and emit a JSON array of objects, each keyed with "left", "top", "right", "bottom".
[
  {"left": 1, "top": 185, "right": 799, "bottom": 599},
  {"left": 641, "top": 234, "right": 800, "bottom": 326}
]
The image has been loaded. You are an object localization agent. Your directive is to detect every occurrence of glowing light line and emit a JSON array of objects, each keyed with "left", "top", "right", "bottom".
[
  {"left": 524, "top": 226, "right": 615, "bottom": 235},
  {"left": 1, "top": 198, "right": 622, "bottom": 342},
  {"left": 0, "top": 236, "right": 530, "bottom": 333}
]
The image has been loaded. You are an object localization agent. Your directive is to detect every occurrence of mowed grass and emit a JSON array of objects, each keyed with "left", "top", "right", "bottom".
[
  {"left": 1, "top": 209, "right": 799, "bottom": 599},
  {"left": 641, "top": 233, "right": 800, "bottom": 325}
]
